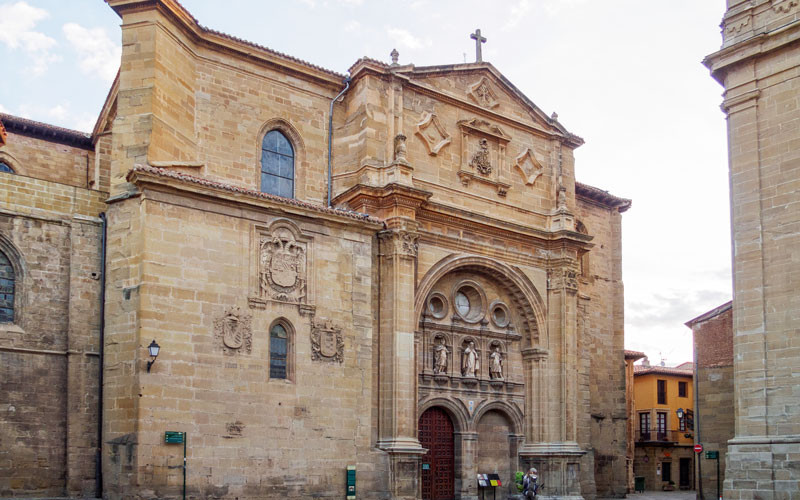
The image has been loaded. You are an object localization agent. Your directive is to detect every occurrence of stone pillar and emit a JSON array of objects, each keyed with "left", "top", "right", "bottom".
[
  {"left": 459, "top": 431, "right": 478, "bottom": 500},
  {"left": 377, "top": 222, "right": 425, "bottom": 499}
]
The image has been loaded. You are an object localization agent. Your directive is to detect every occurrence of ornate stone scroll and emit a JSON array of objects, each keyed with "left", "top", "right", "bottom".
[
  {"left": 514, "top": 148, "right": 544, "bottom": 186},
  {"left": 258, "top": 223, "right": 308, "bottom": 304},
  {"left": 468, "top": 76, "right": 500, "bottom": 109},
  {"left": 415, "top": 112, "right": 451, "bottom": 156},
  {"left": 214, "top": 306, "right": 253, "bottom": 354},
  {"left": 311, "top": 319, "right": 344, "bottom": 363},
  {"left": 773, "top": 0, "right": 799, "bottom": 13}
]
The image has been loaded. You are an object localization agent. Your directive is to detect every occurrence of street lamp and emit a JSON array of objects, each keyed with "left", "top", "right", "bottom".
[
  {"left": 146, "top": 339, "right": 161, "bottom": 372},
  {"left": 676, "top": 407, "right": 684, "bottom": 420}
]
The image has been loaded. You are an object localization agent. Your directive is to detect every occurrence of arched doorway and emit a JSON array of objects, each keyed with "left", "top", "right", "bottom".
[{"left": 419, "top": 407, "right": 455, "bottom": 500}]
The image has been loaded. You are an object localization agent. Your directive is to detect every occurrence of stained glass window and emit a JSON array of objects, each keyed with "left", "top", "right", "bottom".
[
  {"left": 261, "top": 130, "right": 294, "bottom": 198},
  {"left": 0, "top": 251, "right": 15, "bottom": 322},
  {"left": 270, "top": 323, "right": 288, "bottom": 379}
]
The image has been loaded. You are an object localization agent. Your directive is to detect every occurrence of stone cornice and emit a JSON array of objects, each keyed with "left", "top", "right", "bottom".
[
  {"left": 126, "top": 165, "right": 384, "bottom": 230},
  {"left": 106, "top": 0, "right": 345, "bottom": 89},
  {"left": 704, "top": 12, "right": 800, "bottom": 83}
]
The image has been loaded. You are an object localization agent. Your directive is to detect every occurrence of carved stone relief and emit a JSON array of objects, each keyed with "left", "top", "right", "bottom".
[
  {"left": 514, "top": 148, "right": 544, "bottom": 186},
  {"left": 470, "top": 138, "right": 492, "bottom": 175},
  {"left": 214, "top": 306, "right": 253, "bottom": 355},
  {"left": 468, "top": 77, "right": 500, "bottom": 109},
  {"left": 259, "top": 224, "right": 308, "bottom": 303},
  {"left": 415, "top": 112, "right": 452, "bottom": 156},
  {"left": 457, "top": 118, "right": 511, "bottom": 196},
  {"left": 773, "top": 0, "right": 799, "bottom": 13},
  {"left": 311, "top": 319, "right": 344, "bottom": 363}
]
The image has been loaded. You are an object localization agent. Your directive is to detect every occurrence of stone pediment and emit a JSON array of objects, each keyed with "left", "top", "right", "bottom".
[
  {"left": 457, "top": 118, "right": 511, "bottom": 142},
  {"left": 383, "top": 64, "right": 583, "bottom": 147}
]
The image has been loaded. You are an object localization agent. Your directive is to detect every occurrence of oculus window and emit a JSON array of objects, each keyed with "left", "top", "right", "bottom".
[
  {"left": 0, "top": 162, "right": 13, "bottom": 174},
  {"left": 261, "top": 130, "right": 294, "bottom": 198}
]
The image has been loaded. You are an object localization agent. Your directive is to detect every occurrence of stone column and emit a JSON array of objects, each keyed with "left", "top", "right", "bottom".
[
  {"left": 458, "top": 431, "right": 478, "bottom": 500},
  {"left": 377, "top": 222, "right": 425, "bottom": 499}
]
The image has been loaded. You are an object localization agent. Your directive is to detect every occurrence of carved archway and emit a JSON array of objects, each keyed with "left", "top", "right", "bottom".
[
  {"left": 415, "top": 254, "right": 547, "bottom": 347},
  {"left": 418, "top": 397, "right": 470, "bottom": 433}
]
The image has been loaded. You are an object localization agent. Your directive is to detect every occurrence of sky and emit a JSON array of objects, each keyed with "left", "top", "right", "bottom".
[{"left": 0, "top": 0, "right": 732, "bottom": 366}]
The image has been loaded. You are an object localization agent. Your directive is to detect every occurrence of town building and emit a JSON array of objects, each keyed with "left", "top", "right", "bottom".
[
  {"left": 703, "top": 2, "right": 800, "bottom": 496},
  {"left": 687, "top": 301, "right": 734, "bottom": 500},
  {"left": 624, "top": 349, "right": 646, "bottom": 493},
  {"left": 632, "top": 361, "right": 695, "bottom": 492},
  {"left": 0, "top": 0, "right": 633, "bottom": 498}
]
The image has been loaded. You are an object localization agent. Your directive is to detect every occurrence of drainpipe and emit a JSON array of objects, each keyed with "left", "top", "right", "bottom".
[
  {"left": 96, "top": 212, "right": 107, "bottom": 498},
  {"left": 327, "top": 77, "right": 351, "bottom": 207}
]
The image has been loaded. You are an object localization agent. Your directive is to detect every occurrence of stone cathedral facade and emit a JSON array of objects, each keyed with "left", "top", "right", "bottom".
[{"left": 0, "top": 1, "right": 631, "bottom": 499}]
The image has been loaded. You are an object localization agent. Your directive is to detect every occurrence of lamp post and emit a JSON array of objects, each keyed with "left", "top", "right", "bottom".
[{"left": 146, "top": 339, "right": 160, "bottom": 372}]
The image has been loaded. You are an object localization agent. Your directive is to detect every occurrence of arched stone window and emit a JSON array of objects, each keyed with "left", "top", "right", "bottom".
[
  {"left": 269, "top": 320, "right": 293, "bottom": 380},
  {"left": 0, "top": 162, "right": 13, "bottom": 174},
  {"left": 260, "top": 130, "right": 294, "bottom": 198},
  {"left": 0, "top": 250, "right": 14, "bottom": 322}
]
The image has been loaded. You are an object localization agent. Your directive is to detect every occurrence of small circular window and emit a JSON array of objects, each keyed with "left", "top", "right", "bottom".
[
  {"left": 427, "top": 293, "right": 448, "bottom": 319},
  {"left": 452, "top": 282, "right": 484, "bottom": 323},
  {"left": 491, "top": 302, "right": 510, "bottom": 328}
]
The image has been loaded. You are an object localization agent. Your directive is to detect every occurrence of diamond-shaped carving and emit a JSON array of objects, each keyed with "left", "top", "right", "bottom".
[
  {"left": 415, "top": 112, "right": 451, "bottom": 156},
  {"left": 514, "top": 148, "right": 544, "bottom": 186},
  {"left": 468, "top": 77, "right": 500, "bottom": 109}
]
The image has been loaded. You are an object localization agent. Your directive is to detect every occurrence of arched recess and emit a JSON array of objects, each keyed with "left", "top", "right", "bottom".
[
  {"left": 267, "top": 317, "right": 295, "bottom": 382},
  {"left": 0, "top": 232, "right": 26, "bottom": 327},
  {"left": 418, "top": 397, "right": 470, "bottom": 433},
  {"left": 415, "top": 254, "right": 547, "bottom": 347},
  {"left": 256, "top": 118, "right": 307, "bottom": 199},
  {"left": 471, "top": 399, "right": 524, "bottom": 435}
]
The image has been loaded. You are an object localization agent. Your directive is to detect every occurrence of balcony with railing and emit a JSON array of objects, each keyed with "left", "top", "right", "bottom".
[{"left": 635, "top": 429, "right": 684, "bottom": 444}]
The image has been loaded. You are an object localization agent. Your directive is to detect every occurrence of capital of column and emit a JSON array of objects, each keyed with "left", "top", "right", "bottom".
[
  {"left": 547, "top": 267, "right": 578, "bottom": 293},
  {"left": 378, "top": 227, "right": 419, "bottom": 258}
]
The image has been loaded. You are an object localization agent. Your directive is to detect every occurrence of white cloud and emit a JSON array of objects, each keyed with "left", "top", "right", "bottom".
[
  {"left": 0, "top": 1, "right": 60, "bottom": 75},
  {"left": 62, "top": 23, "right": 120, "bottom": 83},
  {"left": 344, "top": 20, "right": 361, "bottom": 33},
  {"left": 504, "top": 0, "right": 532, "bottom": 29},
  {"left": 543, "top": 0, "right": 589, "bottom": 16},
  {"left": 295, "top": 0, "right": 316, "bottom": 7},
  {"left": 338, "top": 0, "right": 363, "bottom": 5},
  {"left": 386, "top": 27, "right": 430, "bottom": 50},
  {"left": 47, "top": 103, "right": 68, "bottom": 121},
  {"left": 0, "top": 103, "right": 8, "bottom": 114}
]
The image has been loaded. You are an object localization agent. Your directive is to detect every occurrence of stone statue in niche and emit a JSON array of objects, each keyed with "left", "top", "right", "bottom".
[
  {"left": 470, "top": 138, "right": 492, "bottom": 175},
  {"left": 259, "top": 226, "right": 307, "bottom": 303},
  {"left": 213, "top": 306, "right": 253, "bottom": 355},
  {"left": 489, "top": 346, "right": 503, "bottom": 379},
  {"left": 434, "top": 338, "right": 448, "bottom": 374},
  {"left": 462, "top": 341, "right": 479, "bottom": 377}
]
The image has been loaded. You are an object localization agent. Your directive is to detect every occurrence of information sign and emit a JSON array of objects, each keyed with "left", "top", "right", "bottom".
[
  {"left": 165, "top": 431, "right": 184, "bottom": 444},
  {"left": 706, "top": 450, "right": 719, "bottom": 459},
  {"left": 346, "top": 465, "right": 356, "bottom": 500}
]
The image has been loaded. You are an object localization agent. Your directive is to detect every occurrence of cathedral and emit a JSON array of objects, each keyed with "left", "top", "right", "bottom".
[{"left": 0, "top": 1, "right": 631, "bottom": 499}]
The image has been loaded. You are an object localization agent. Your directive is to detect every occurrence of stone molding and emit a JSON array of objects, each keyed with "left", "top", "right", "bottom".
[
  {"left": 467, "top": 76, "right": 501, "bottom": 109},
  {"left": 378, "top": 228, "right": 419, "bottom": 257},
  {"left": 415, "top": 112, "right": 452, "bottom": 156}
]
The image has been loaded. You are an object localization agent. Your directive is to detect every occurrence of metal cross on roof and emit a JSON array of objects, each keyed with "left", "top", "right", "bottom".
[{"left": 470, "top": 29, "right": 486, "bottom": 62}]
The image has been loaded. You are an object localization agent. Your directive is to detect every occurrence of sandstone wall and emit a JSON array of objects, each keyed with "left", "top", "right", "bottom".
[
  {"left": 0, "top": 170, "right": 106, "bottom": 497},
  {"left": 0, "top": 131, "right": 93, "bottom": 189}
]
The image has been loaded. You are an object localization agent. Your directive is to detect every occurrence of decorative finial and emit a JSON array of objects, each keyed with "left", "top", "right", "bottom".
[
  {"left": 470, "top": 29, "right": 487, "bottom": 62},
  {"left": 390, "top": 48, "right": 399, "bottom": 66},
  {"left": 551, "top": 111, "right": 559, "bottom": 120}
]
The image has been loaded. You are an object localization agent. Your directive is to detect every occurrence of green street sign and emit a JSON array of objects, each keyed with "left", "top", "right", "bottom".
[
  {"left": 165, "top": 431, "right": 184, "bottom": 444},
  {"left": 706, "top": 450, "right": 719, "bottom": 459}
]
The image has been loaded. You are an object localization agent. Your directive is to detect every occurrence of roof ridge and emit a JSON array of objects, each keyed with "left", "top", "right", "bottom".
[
  {"left": 0, "top": 113, "right": 92, "bottom": 148},
  {"left": 128, "top": 165, "right": 383, "bottom": 225}
]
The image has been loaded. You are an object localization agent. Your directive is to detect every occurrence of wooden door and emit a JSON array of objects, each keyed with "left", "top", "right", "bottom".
[{"left": 419, "top": 407, "right": 455, "bottom": 500}]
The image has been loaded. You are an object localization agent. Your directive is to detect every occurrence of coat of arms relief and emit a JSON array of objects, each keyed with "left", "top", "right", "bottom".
[
  {"left": 214, "top": 307, "right": 253, "bottom": 354},
  {"left": 311, "top": 319, "right": 344, "bottom": 363},
  {"left": 258, "top": 225, "right": 308, "bottom": 304}
]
